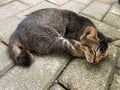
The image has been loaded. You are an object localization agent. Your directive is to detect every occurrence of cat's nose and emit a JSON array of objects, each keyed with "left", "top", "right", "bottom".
[{"left": 94, "top": 57, "right": 101, "bottom": 63}]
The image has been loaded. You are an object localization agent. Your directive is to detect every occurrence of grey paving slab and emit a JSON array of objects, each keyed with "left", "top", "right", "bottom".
[
  {"left": 17, "top": 1, "right": 59, "bottom": 19},
  {"left": 0, "top": 55, "right": 70, "bottom": 90},
  {"left": 74, "top": 0, "right": 92, "bottom": 5},
  {"left": 81, "top": 1, "right": 111, "bottom": 20},
  {"left": 0, "top": 0, "right": 13, "bottom": 6},
  {"left": 0, "top": 17, "right": 21, "bottom": 44},
  {"left": 80, "top": 15, "right": 120, "bottom": 38},
  {"left": 94, "top": 0, "right": 117, "bottom": 4},
  {"left": 60, "top": 1, "right": 86, "bottom": 13},
  {"left": 110, "top": 2, "right": 120, "bottom": 16},
  {"left": 110, "top": 74, "right": 120, "bottom": 90},
  {"left": 50, "top": 84, "right": 65, "bottom": 90},
  {"left": 59, "top": 46, "right": 120, "bottom": 90},
  {"left": 0, "top": 42, "right": 14, "bottom": 77},
  {"left": 0, "top": 1, "right": 29, "bottom": 20},
  {"left": 47, "top": 0, "right": 69, "bottom": 6},
  {"left": 117, "top": 58, "right": 120, "bottom": 68},
  {"left": 103, "top": 13, "right": 120, "bottom": 28},
  {"left": 96, "top": 21, "right": 120, "bottom": 38},
  {"left": 19, "top": 0, "right": 44, "bottom": 6},
  {"left": 116, "top": 48, "right": 120, "bottom": 68}
]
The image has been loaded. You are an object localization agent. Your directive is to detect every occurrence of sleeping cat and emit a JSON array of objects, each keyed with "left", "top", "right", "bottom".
[{"left": 8, "top": 8, "right": 119, "bottom": 66}]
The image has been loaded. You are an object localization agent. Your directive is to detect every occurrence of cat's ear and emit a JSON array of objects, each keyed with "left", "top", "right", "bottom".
[
  {"left": 82, "top": 26, "right": 98, "bottom": 40},
  {"left": 106, "top": 37, "right": 120, "bottom": 43}
]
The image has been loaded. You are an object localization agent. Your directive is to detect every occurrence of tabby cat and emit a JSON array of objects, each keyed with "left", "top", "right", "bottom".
[{"left": 8, "top": 8, "right": 119, "bottom": 66}]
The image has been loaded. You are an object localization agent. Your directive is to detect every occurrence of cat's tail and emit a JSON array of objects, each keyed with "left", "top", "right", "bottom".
[{"left": 8, "top": 36, "right": 33, "bottom": 67}]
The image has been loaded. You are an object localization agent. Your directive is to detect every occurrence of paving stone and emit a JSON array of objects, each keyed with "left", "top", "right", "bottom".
[
  {"left": 0, "top": 0, "right": 13, "bottom": 6},
  {"left": 81, "top": 1, "right": 110, "bottom": 20},
  {"left": 94, "top": 0, "right": 117, "bottom": 4},
  {"left": 50, "top": 84, "right": 65, "bottom": 90},
  {"left": 47, "top": 0, "right": 69, "bottom": 6},
  {"left": 117, "top": 58, "right": 120, "bottom": 68},
  {"left": 96, "top": 22, "right": 120, "bottom": 38},
  {"left": 19, "top": 0, "right": 44, "bottom": 6},
  {"left": 0, "top": 1, "right": 29, "bottom": 20},
  {"left": 17, "top": 1, "right": 59, "bottom": 19},
  {"left": 103, "top": 13, "right": 120, "bottom": 28},
  {"left": 110, "top": 2, "right": 120, "bottom": 16},
  {"left": 116, "top": 58, "right": 120, "bottom": 77},
  {"left": 0, "top": 17, "right": 21, "bottom": 44},
  {"left": 60, "top": 1, "right": 86, "bottom": 13},
  {"left": 0, "top": 54, "right": 70, "bottom": 90},
  {"left": 110, "top": 74, "right": 120, "bottom": 90},
  {"left": 79, "top": 15, "right": 120, "bottom": 38},
  {"left": 0, "top": 42, "right": 14, "bottom": 77},
  {"left": 59, "top": 46, "right": 119, "bottom": 90},
  {"left": 74, "top": 0, "right": 92, "bottom": 5},
  {"left": 116, "top": 47, "right": 120, "bottom": 68}
]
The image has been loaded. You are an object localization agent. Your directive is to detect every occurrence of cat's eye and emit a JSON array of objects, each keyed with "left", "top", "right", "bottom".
[{"left": 97, "top": 40, "right": 108, "bottom": 53}]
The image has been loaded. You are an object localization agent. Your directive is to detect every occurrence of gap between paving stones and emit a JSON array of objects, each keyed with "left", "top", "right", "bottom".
[
  {"left": 0, "top": 0, "right": 52, "bottom": 21},
  {"left": 78, "top": 0, "right": 94, "bottom": 14},
  {"left": 0, "top": 0, "right": 14, "bottom": 8},
  {"left": 0, "top": 41, "right": 15, "bottom": 78},
  {"left": 1, "top": 42, "right": 120, "bottom": 90},
  {"left": 49, "top": 44, "right": 120, "bottom": 90},
  {"left": 0, "top": 39, "right": 71, "bottom": 90},
  {"left": 106, "top": 46, "right": 120, "bottom": 90},
  {"left": 108, "top": 50, "right": 120, "bottom": 90},
  {"left": 46, "top": 0, "right": 68, "bottom": 7},
  {"left": 48, "top": 58, "right": 73, "bottom": 90},
  {"left": 16, "top": 0, "right": 32, "bottom": 7},
  {"left": 100, "top": 3, "right": 113, "bottom": 21},
  {"left": 57, "top": 45, "right": 120, "bottom": 90}
]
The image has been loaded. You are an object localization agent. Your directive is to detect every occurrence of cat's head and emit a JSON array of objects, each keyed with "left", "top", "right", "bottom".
[{"left": 80, "top": 26, "right": 118, "bottom": 63}]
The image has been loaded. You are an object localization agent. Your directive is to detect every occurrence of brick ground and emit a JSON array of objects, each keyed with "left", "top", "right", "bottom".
[{"left": 0, "top": 0, "right": 120, "bottom": 90}]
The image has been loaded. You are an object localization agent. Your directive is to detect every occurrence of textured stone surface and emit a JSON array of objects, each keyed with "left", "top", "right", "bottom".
[
  {"left": 60, "top": 1, "right": 86, "bottom": 13},
  {"left": 88, "top": 17, "right": 120, "bottom": 38},
  {"left": 0, "top": 55, "right": 70, "bottom": 90},
  {"left": 117, "top": 58, "right": 120, "bottom": 68},
  {"left": 94, "top": 0, "right": 117, "bottom": 4},
  {"left": 82, "top": 1, "right": 110, "bottom": 20},
  {"left": 19, "top": 0, "right": 44, "bottom": 6},
  {"left": 50, "top": 84, "right": 65, "bottom": 90},
  {"left": 110, "top": 74, "right": 120, "bottom": 90},
  {"left": 17, "top": 1, "right": 59, "bottom": 19},
  {"left": 79, "top": 15, "right": 120, "bottom": 38},
  {"left": 59, "top": 46, "right": 119, "bottom": 90},
  {"left": 96, "top": 22, "right": 120, "bottom": 38},
  {"left": 0, "top": 42, "right": 14, "bottom": 77},
  {"left": 103, "top": 13, "right": 120, "bottom": 28},
  {"left": 47, "top": 0, "right": 69, "bottom": 6},
  {"left": 0, "top": 17, "right": 21, "bottom": 44},
  {"left": 110, "top": 2, "right": 120, "bottom": 16},
  {"left": 75, "top": 0, "right": 92, "bottom": 5},
  {"left": 0, "top": 1, "right": 29, "bottom": 20},
  {"left": 0, "top": 0, "right": 13, "bottom": 6}
]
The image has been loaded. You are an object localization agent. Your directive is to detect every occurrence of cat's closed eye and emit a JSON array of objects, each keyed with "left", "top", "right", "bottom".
[{"left": 97, "top": 40, "right": 108, "bottom": 54}]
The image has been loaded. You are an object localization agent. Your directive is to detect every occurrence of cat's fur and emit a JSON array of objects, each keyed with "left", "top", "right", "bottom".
[{"left": 8, "top": 8, "right": 118, "bottom": 66}]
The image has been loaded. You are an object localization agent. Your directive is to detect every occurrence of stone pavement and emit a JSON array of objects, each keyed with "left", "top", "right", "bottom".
[{"left": 0, "top": 0, "right": 120, "bottom": 90}]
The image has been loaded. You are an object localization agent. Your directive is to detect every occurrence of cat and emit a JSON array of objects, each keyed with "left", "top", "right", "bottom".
[{"left": 8, "top": 8, "right": 119, "bottom": 67}]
